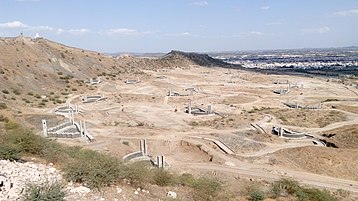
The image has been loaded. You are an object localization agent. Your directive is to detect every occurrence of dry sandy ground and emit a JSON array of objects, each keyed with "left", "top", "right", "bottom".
[{"left": 13, "top": 66, "right": 358, "bottom": 199}]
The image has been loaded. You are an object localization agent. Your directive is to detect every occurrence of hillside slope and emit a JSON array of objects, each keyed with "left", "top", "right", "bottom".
[{"left": 0, "top": 37, "right": 237, "bottom": 109}]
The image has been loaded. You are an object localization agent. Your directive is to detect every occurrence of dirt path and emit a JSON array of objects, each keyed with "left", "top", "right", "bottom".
[{"left": 184, "top": 163, "right": 358, "bottom": 194}]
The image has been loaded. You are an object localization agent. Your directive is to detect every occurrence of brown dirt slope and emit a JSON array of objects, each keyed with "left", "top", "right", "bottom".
[
  {"left": 273, "top": 146, "right": 358, "bottom": 181},
  {"left": 321, "top": 124, "right": 358, "bottom": 149}
]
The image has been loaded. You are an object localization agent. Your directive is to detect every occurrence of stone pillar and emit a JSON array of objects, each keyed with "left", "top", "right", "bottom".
[
  {"left": 161, "top": 155, "right": 165, "bottom": 168},
  {"left": 157, "top": 156, "right": 161, "bottom": 168},
  {"left": 42, "top": 119, "right": 48, "bottom": 137},
  {"left": 140, "top": 139, "right": 148, "bottom": 155},
  {"left": 188, "top": 100, "right": 192, "bottom": 114},
  {"left": 69, "top": 110, "right": 74, "bottom": 125},
  {"left": 79, "top": 121, "right": 84, "bottom": 138},
  {"left": 279, "top": 127, "right": 283, "bottom": 137},
  {"left": 140, "top": 140, "right": 143, "bottom": 154},
  {"left": 83, "top": 121, "right": 87, "bottom": 135},
  {"left": 207, "top": 105, "right": 212, "bottom": 114},
  {"left": 143, "top": 139, "right": 148, "bottom": 155}
]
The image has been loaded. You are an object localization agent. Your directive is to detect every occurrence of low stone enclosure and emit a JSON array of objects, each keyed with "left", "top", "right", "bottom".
[
  {"left": 185, "top": 100, "right": 214, "bottom": 115},
  {"left": 42, "top": 112, "right": 95, "bottom": 142},
  {"left": 167, "top": 85, "right": 195, "bottom": 97},
  {"left": 273, "top": 88, "right": 289, "bottom": 95},
  {"left": 284, "top": 101, "right": 322, "bottom": 109},
  {"left": 86, "top": 77, "right": 102, "bottom": 85},
  {"left": 54, "top": 102, "right": 82, "bottom": 115},
  {"left": 123, "top": 139, "right": 168, "bottom": 168},
  {"left": 273, "top": 80, "right": 289, "bottom": 84},
  {"left": 272, "top": 127, "right": 325, "bottom": 146},
  {"left": 81, "top": 95, "right": 107, "bottom": 103},
  {"left": 273, "top": 81, "right": 303, "bottom": 95},
  {"left": 273, "top": 83, "right": 290, "bottom": 95},
  {"left": 124, "top": 78, "right": 140, "bottom": 84}
]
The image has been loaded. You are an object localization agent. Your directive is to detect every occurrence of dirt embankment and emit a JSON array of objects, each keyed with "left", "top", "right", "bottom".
[{"left": 272, "top": 146, "right": 358, "bottom": 181}]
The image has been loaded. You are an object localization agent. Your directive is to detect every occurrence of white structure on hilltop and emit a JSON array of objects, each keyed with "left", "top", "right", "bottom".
[{"left": 34, "top": 33, "right": 40, "bottom": 39}]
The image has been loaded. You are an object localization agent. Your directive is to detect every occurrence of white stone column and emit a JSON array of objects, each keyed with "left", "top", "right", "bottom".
[
  {"left": 42, "top": 119, "right": 48, "bottom": 137},
  {"left": 188, "top": 100, "right": 192, "bottom": 114},
  {"left": 161, "top": 155, "right": 165, "bottom": 168},
  {"left": 207, "top": 105, "right": 212, "bottom": 114},
  {"left": 157, "top": 156, "right": 161, "bottom": 168},
  {"left": 144, "top": 139, "right": 148, "bottom": 155}
]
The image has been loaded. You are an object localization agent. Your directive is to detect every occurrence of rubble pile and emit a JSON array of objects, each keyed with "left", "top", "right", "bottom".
[{"left": 0, "top": 160, "right": 62, "bottom": 200}]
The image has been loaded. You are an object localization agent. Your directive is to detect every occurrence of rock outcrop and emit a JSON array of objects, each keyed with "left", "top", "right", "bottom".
[{"left": 0, "top": 160, "right": 62, "bottom": 200}]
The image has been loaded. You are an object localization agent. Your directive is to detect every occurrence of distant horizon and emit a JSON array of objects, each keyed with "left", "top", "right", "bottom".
[
  {"left": 1, "top": 34, "right": 357, "bottom": 55},
  {"left": 0, "top": 0, "right": 357, "bottom": 53}
]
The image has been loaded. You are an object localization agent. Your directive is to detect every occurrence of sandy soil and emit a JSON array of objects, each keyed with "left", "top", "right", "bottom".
[{"left": 8, "top": 65, "right": 358, "bottom": 197}]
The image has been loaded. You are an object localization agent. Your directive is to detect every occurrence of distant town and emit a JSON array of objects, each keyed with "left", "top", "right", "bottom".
[{"left": 212, "top": 47, "right": 358, "bottom": 71}]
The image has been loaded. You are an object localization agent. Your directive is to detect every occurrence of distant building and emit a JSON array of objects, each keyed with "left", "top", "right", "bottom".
[{"left": 34, "top": 33, "right": 40, "bottom": 39}]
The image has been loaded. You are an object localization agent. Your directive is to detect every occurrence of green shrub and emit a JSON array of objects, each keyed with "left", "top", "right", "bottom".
[
  {"left": 122, "top": 161, "right": 153, "bottom": 187},
  {"left": 189, "top": 121, "right": 199, "bottom": 126},
  {"left": 152, "top": 169, "right": 174, "bottom": 186},
  {"left": 191, "top": 176, "right": 222, "bottom": 201},
  {"left": 323, "top": 98, "right": 339, "bottom": 102},
  {"left": 2, "top": 89, "right": 9, "bottom": 94},
  {"left": 122, "top": 141, "right": 129, "bottom": 146},
  {"left": 64, "top": 149, "right": 122, "bottom": 188},
  {"left": 41, "top": 142, "right": 83, "bottom": 167},
  {"left": 0, "top": 143, "right": 22, "bottom": 161},
  {"left": 22, "top": 182, "right": 65, "bottom": 201},
  {"left": 270, "top": 178, "right": 337, "bottom": 201},
  {"left": 177, "top": 173, "right": 196, "bottom": 186},
  {"left": 5, "top": 121, "right": 20, "bottom": 130},
  {"left": 3, "top": 125, "right": 45, "bottom": 155},
  {"left": 0, "top": 114, "right": 9, "bottom": 122},
  {"left": 0, "top": 102, "right": 7, "bottom": 109},
  {"left": 295, "top": 189, "right": 309, "bottom": 201},
  {"left": 12, "top": 88, "right": 21, "bottom": 95},
  {"left": 250, "top": 190, "right": 266, "bottom": 201},
  {"left": 302, "top": 188, "right": 337, "bottom": 201}
]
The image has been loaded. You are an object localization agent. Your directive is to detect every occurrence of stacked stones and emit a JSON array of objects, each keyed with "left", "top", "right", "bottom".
[{"left": 0, "top": 160, "right": 62, "bottom": 200}]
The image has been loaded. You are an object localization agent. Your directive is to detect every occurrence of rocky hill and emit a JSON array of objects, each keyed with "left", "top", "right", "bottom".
[
  {"left": 0, "top": 36, "right": 236, "bottom": 110},
  {"left": 161, "top": 50, "right": 237, "bottom": 67}
]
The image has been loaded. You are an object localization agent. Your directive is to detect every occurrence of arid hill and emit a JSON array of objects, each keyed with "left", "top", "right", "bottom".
[{"left": 0, "top": 36, "right": 235, "bottom": 109}]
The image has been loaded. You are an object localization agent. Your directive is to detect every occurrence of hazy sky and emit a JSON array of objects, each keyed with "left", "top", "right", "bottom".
[{"left": 0, "top": 0, "right": 357, "bottom": 52}]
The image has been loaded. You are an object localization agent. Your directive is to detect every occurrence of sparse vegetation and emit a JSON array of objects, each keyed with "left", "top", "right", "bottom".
[
  {"left": 270, "top": 178, "right": 338, "bottom": 201},
  {"left": 2, "top": 89, "right": 9, "bottom": 94},
  {"left": 0, "top": 121, "right": 343, "bottom": 200},
  {"left": 323, "top": 98, "right": 340, "bottom": 102},
  {"left": 64, "top": 149, "right": 122, "bottom": 188},
  {"left": 250, "top": 190, "right": 266, "bottom": 201},
  {"left": 189, "top": 121, "right": 199, "bottom": 126},
  {"left": 0, "top": 102, "right": 7, "bottom": 109},
  {"left": 278, "top": 116, "right": 287, "bottom": 122},
  {"left": 190, "top": 176, "right": 223, "bottom": 201},
  {"left": 22, "top": 182, "right": 65, "bottom": 201},
  {"left": 0, "top": 143, "right": 22, "bottom": 161}
]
